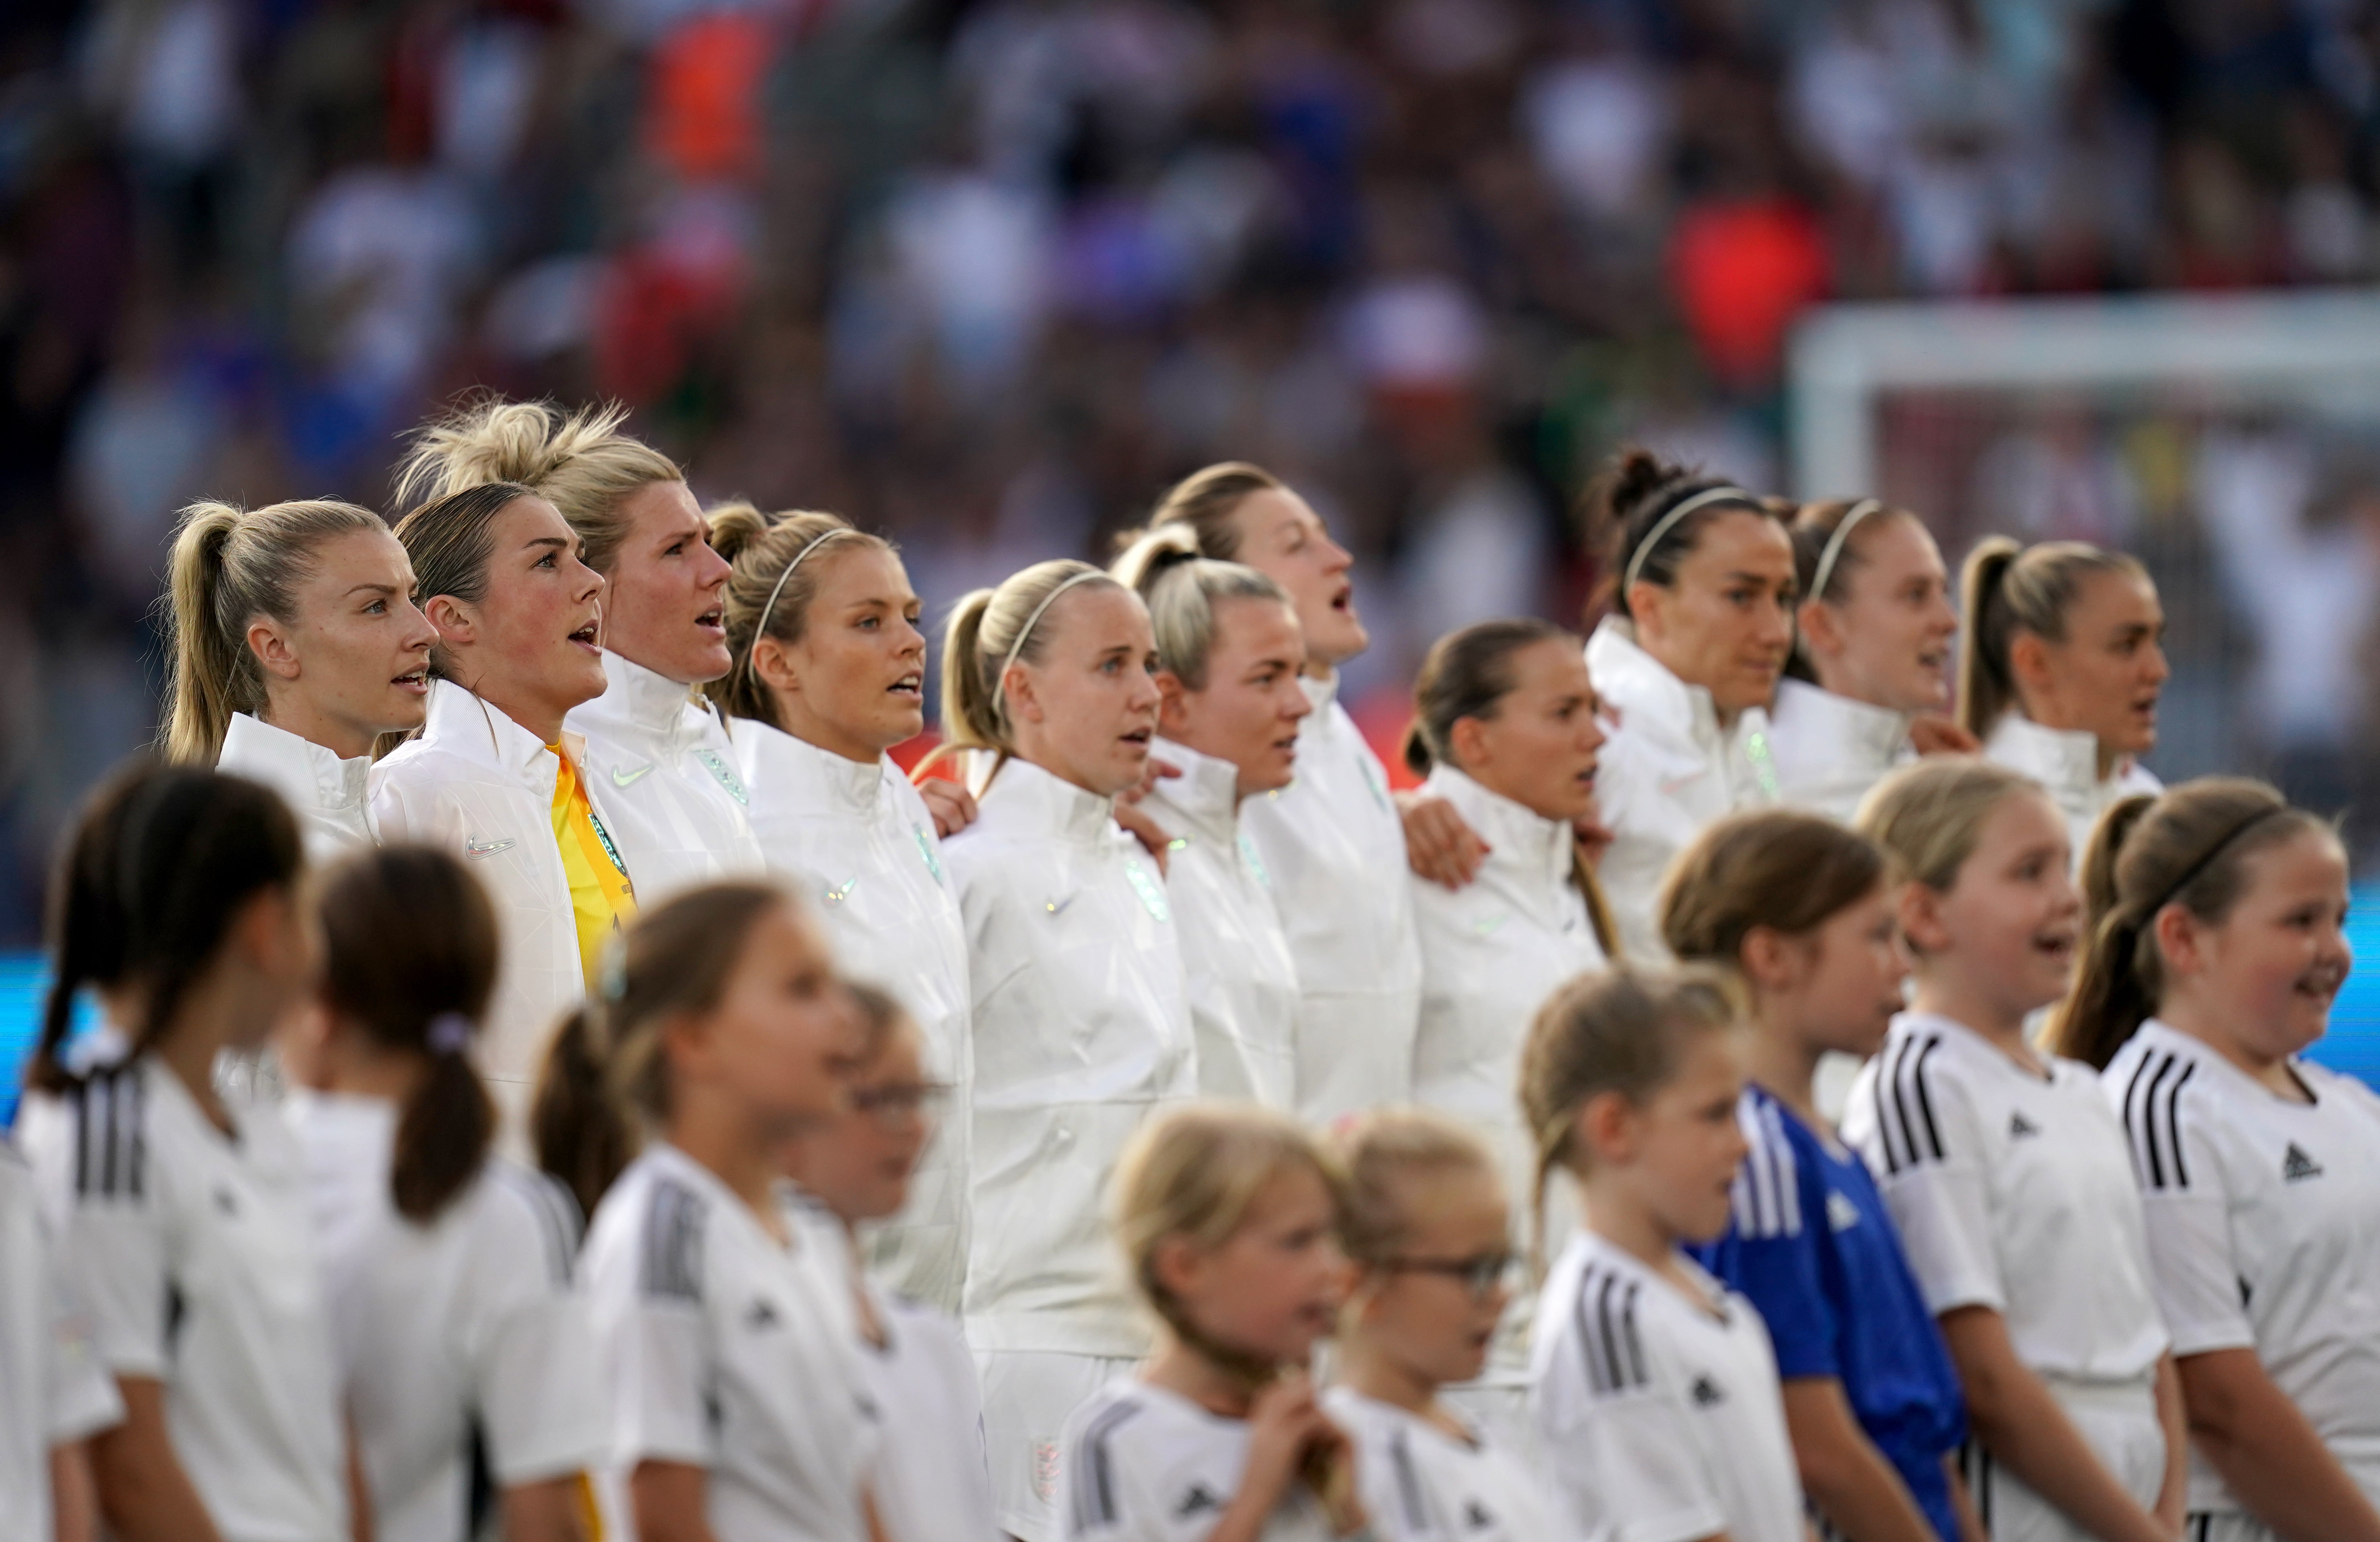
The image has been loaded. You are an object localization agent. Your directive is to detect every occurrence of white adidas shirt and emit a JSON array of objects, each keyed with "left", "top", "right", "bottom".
[
  {"left": 370, "top": 681, "right": 604, "bottom": 1126},
  {"left": 1239, "top": 670, "right": 1423, "bottom": 1121},
  {"left": 1764, "top": 678, "right": 1915, "bottom": 825},
  {"left": 1845, "top": 1012, "right": 2170, "bottom": 1380},
  {"left": 19, "top": 1057, "right": 348, "bottom": 1541},
  {"left": 216, "top": 711, "right": 375, "bottom": 864},
  {"left": 1322, "top": 1387, "right": 1554, "bottom": 1542},
  {"left": 2105, "top": 1021, "right": 2380, "bottom": 1512},
  {"left": 1982, "top": 714, "right": 2162, "bottom": 869},
  {"left": 0, "top": 1136, "right": 121, "bottom": 1541},
  {"left": 1410, "top": 762, "right": 1606, "bottom": 1393},
  {"left": 1585, "top": 618, "right": 1780, "bottom": 961},
  {"left": 1142, "top": 738, "right": 1301, "bottom": 1108},
  {"left": 285, "top": 1093, "right": 608, "bottom": 1542},
  {"left": 1529, "top": 1233, "right": 1804, "bottom": 1542},
  {"left": 737, "top": 719, "right": 974, "bottom": 1311},
  {"left": 941, "top": 756, "right": 1195, "bottom": 1359},
  {"left": 1059, "top": 1379, "right": 1338, "bottom": 1541},
  {"left": 565, "top": 650, "right": 766, "bottom": 903},
  {"left": 582, "top": 1143, "right": 878, "bottom": 1542}
]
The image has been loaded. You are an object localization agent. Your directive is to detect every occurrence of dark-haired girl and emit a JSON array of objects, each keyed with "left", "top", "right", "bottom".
[
  {"left": 284, "top": 846, "right": 606, "bottom": 1542},
  {"left": 1582, "top": 450, "right": 1796, "bottom": 957},
  {"left": 1768, "top": 499, "right": 1965, "bottom": 823},
  {"left": 1404, "top": 617, "right": 1617, "bottom": 1449},
  {"left": 20, "top": 763, "right": 347, "bottom": 1542},
  {"left": 371, "top": 483, "right": 626, "bottom": 1132},
  {"left": 1958, "top": 537, "right": 2168, "bottom": 864},
  {"left": 2051, "top": 781, "right": 2380, "bottom": 1542}
]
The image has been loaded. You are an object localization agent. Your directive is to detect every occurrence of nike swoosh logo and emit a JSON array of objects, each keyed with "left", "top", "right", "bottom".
[
  {"left": 611, "top": 763, "right": 656, "bottom": 787},
  {"left": 464, "top": 838, "right": 515, "bottom": 858}
]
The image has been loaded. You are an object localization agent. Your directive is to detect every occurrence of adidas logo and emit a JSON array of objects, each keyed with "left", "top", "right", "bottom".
[
  {"left": 1690, "top": 1375, "right": 1726, "bottom": 1408},
  {"left": 2008, "top": 1112, "right": 2041, "bottom": 1139},
  {"left": 1175, "top": 1484, "right": 1223, "bottom": 1519},
  {"left": 1827, "top": 1191, "right": 1862, "bottom": 1232},
  {"left": 2283, "top": 1144, "right": 2325, "bottom": 1182},
  {"left": 1466, "top": 1499, "right": 1496, "bottom": 1528},
  {"left": 745, "top": 1299, "right": 780, "bottom": 1330}
]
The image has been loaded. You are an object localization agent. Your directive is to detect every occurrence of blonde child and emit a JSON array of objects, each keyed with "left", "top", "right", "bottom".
[
  {"left": 784, "top": 984, "right": 999, "bottom": 1542},
  {"left": 1521, "top": 965, "right": 1807, "bottom": 1542},
  {"left": 1325, "top": 1109, "right": 1554, "bottom": 1542},
  {"left": 1060, "top": 1105, "right": 1365, "bottom": 1542},
  {"left": 2050, "top": 780, "right": 2380, "bottom": 1542},
  {"left": 1845, "top": 759, "right": 2183, "bottom": 1542}
]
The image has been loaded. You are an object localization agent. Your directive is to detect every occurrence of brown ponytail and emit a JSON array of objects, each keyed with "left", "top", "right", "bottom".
[
  {"left": 2045, "top": 779, "right": 2329, "bottom": 1069},
  {"left": 704, "top": 501, "right": 890, "bottom": 730},
  {"left": 1659, "top": 810, "right": 1886, "bottom": 967},
  {"left": 316, "top": 846, "right": 499, "bottom": 1222},
  {"left": 1956, "top": 536, "right": 2147, "bottom": 740},
  {"left": 916, "top": 559, "right": 1127, "bottom": 782},
  {"left": 1112, "top": 460, "right": 1287, "bottom": 561},
  {"left": 162, "top": 497, "right": 388, "bottom": 763},
  {"left": 533, "top": 881, "right": 796, "bottom": 1217},
  {"left": 31, "top": 761, "right": 303, "bottom": 1093}
]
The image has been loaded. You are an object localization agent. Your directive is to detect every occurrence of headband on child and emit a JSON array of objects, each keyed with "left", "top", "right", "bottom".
[
  {"left": 1621, "top": 486, "right": 1759, "bottom": 598},
  {"left": 2143, "top": 805, "right": 2289, "bottom": 920},
  {"left": 1808, "top": 498, "right": 1882, "bottom": 604},
  {"left": 993, "top": 569, "right": 1106, "bottom": 714}
]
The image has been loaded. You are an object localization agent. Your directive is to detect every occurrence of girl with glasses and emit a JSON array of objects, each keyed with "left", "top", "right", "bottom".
[{"left": 1324, "top": 1108, "right": 1554, "bottom": 1542}]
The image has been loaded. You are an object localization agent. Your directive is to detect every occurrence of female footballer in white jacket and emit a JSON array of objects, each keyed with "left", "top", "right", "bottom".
[
  {"left": 1766, "top": 497, "right": 1967, "bottom": 823},
  {"left": 1121, "top": 462, "right": 1423, "bottom": 1121},
  {"left": 704, "top": 500, "right": 976, "bottom": 1313},
  {"left": 1579, "top": 449, "right": 1795, "bottom": 958},
  {"left": 397, "top": 397, "right": 764, "bottom": 902},
  {"left": 1112, "top": 525, "right": 1308, "bottom": 1109},
  {"left": 1404, "top": 616, "right": 1618, "bottom": 1453},
  {"left": 1960, "top": 535, "right": 2169, "bottom": 864},
  {"left": 371, "top": 482, "right": 626, "bottom": 1132},
  {"left": 160, "top": 496, "right": 437, "bottom": 863},
  {"left": 929, "top": 558, "right": 1196, "bottom": 1542}
]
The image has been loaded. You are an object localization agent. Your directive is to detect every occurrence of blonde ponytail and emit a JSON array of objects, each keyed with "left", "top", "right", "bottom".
[
  {"left": 917, "top": 559, "right": 1126, "bottom": 780},
  {"left": 705, "top": 501, "right": 887, "bottom": 729},
  {"left": 1112, "top": 525, "right": 1290, "bottom": 690},
  {"left": 1956, "top": 536, "right": 2146, "bottom": 740},
  {"left": 162, "top": 497, "right": 387, "bottom": 763}
]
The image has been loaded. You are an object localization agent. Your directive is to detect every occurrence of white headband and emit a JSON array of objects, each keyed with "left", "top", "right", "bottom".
[
  {"left": 742, "top": 528, "right": 858, "bottom": 674},
  {"left": 993, "top": 569, "right": 1105, "bottom": 714},
  {"left": 1808, "top": 498, "right": 1882, "bottom": 605},
  {"left": 1621, "top": 486, "right": 1758, "bottom": 598}
]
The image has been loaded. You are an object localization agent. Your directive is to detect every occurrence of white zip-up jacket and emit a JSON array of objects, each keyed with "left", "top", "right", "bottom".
[
  {"left": 1142, "top": 738, "right": 1299, "bottom": 1109},
  {"left": 1766, "top": 678, "right": 1915, "bottom": 825},
  {"left": 1411, "top": 763, "right": 1608, "bottom": 1389},
  {"left": 369, "top": 681, "right": 597, "bottom": 1126},
  {"left": 736, "top": 718, "right": 973, "bottom": 1312},
  {"left": 564, "top": 651, "right": 764, "bottom": 903},
  {"left": 1586, "top": 618, "right": 1778, "bottom": 959},
  {"left": 942, "top": 756, "right": 1194, "bottom": 1358},
  {"left": 1239, "top": 672, "right": 1423, "bottom": 1121},
  {"left": 1983, "top": 712, "right": 2163, "bottom": 865},
  {"left": 217, "top": 711, "right": 374, "bottom": 865}
]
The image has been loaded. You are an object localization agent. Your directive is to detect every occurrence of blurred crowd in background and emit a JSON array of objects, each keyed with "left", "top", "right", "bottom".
[{"left": 6, "top": 0, "right": 2380, "bottom": 942}]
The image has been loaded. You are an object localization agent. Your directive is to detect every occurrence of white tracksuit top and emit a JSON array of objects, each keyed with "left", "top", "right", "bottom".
[
  {"left": 216, "top": 711, "right": 375, "bottom": 865},
  {"left": 1141, "top": 738, "right": 1300, "bottom": 1109},
  {"left": 1765, "top": 678, "right": 1915, "bottom": 826},
  {"left": 1585, "top": 618, "right": 1778, "bottom": 960},
  {"left": 1411, "top": 762, "right": 1608, "bottom": 1388},
  {"left": 735, "top": 719, "right": 974, "bottom": 1313},
  {"left": 941, "top": 756, "right": 1194, "bottom": 1359},
  {"left": 1983, "top": 713, "right": 2163, "bottom": 867},
  {"left": 564, "top": 651, "right": 765, "bottom": 903},
  {"left": 1239, "top": 671, "right": 1423, "bottom": 1122},
  {"left": 369, "top": 681, "right": 600, "bottom": 1121}
]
